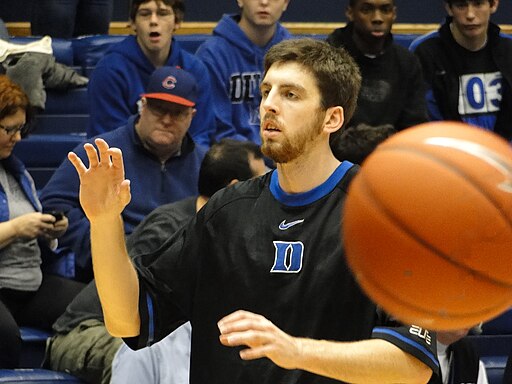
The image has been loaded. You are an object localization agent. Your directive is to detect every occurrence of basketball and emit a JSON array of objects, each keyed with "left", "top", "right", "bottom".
[{"left": 343, "top": 121, "right": 512, "bottom": 330}]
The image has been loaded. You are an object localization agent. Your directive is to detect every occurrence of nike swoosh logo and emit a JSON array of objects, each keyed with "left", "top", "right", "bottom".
[{"left": 279, "top": 219, "right": 305, "bottom": 231}]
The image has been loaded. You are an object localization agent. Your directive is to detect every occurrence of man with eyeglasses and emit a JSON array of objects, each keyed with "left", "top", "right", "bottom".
[
  {"left": 40, "top": 66, "right": 207, "bottom": 282},
  {"left": 87, "top": 0, "right": 216, "bottom": 147}
]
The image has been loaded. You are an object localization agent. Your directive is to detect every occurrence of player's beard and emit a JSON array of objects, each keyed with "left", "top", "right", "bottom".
[{"left": 261, "top": 110, "right": 325, "bottom": 164}]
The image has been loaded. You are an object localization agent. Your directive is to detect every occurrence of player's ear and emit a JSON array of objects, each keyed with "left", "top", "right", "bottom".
[{"left": 323, "top": 106, "right": 344, "bottom": 134}]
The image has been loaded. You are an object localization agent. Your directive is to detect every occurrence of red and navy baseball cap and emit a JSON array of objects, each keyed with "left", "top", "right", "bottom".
[{"left": 142, "top": 66, "right": 197, "bottom": 107}]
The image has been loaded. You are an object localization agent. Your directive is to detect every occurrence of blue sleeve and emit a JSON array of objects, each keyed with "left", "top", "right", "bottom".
[
  {"left": 196, "top": 42, "right": 247, "bottom": 143},
  {"left": 87, "top": 61, "right": 134, "bottom": 138},
  {"left": 39, "top": 145, "right": 92, "bottom": 270},
  {"left": 372, "top": 325, "right": 440, "bottom": 378}
]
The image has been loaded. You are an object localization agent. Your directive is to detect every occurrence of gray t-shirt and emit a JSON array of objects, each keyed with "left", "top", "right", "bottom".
[{"left": 0, "top": 163, "right": 42, "bottom": 291}]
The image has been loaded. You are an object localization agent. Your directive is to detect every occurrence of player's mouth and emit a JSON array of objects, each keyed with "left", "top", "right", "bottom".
[{"left": 262, "top": 120, "right": 282, "bottom": 137}]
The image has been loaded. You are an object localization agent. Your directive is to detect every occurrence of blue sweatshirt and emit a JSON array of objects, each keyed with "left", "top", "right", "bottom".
[
  {"left": 40, "top": 115, "right": 206, "bottom": 277},
  {"left": 196, "top": 14, "right": 291, "bottom": 144},
  {"left": 87, "top": 35, "right": 215, "bottom": 146}
]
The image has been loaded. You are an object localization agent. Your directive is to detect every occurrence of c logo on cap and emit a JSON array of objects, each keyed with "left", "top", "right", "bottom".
[{"left": 162, "top": 75, "right": 177, "bottom": 90}]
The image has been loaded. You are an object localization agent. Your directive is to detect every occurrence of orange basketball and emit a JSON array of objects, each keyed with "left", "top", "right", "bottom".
[{"left": 343, "top": 121, "right": 512, "bottom": 330}]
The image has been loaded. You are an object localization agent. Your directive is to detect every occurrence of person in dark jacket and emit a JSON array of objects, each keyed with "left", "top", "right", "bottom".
[
  {"left": 326, "top": 0, "right": 428, "bottom": 132},
  {"left": 410, "top": 0, "right": 512, "bottom": 141},
  {"left": 436, "top": 327, "right": 488, "bottom": 384}
]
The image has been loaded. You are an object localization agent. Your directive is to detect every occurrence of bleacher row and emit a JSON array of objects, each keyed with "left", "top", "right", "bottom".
[{"left": 4, "top": 33, "right": 512, "bottom": 383}]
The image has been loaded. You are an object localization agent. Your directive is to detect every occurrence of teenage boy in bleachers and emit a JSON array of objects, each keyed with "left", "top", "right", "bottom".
[
  {"left": 87, "top": 0, "right": 215, "bottom": 146},
  {"left": 410, "top": 0, "right": 512, "bottom": 141},
  {"left": 195, "top": 0, "right": 291, "bottom": 145},
  {"left": 326, "top": 0, "right": 428, "bottom": 131}
]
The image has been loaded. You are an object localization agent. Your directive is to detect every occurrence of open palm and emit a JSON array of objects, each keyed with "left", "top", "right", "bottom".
[{"left": 68, "top": 138, "right": 131, "bottom": 220}]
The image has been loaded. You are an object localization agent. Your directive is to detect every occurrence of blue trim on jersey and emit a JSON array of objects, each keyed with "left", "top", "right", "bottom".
[
  {"left": 270, "top": 161, "right": 354, "bottom": 207},
  {"left": 372, "top": 327, "right": 439, "bottom": 368},
  {"left": 146, "top": 292, "right": 155, "bottom": 346}
]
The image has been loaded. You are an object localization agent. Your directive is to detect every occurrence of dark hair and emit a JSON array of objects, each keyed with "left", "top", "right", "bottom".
[
  {"left": 130, "top": 0, "right": 185, "bottom": 23},
  {"left": 198, "top": 139, "right": 264, "bottom": 198},
  {"left": 264, "top": 38, "right": 361, "bottom": 124},
  {"left": 0, "top": 75, "right": 34, "bottom": 134},
  {"left": 349, "top": 0, "right": 395, "bottom": 6},
  {"left": 443, "top": 0, "right": 495, "bottom": 5},
  {"left": 330, "top": 123, "right": 396, "bottom": 164}
]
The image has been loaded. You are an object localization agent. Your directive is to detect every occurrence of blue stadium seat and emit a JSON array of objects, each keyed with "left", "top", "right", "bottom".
[
  {"left": 482, "top": 308, "right": 512, "bottom": 335},
  {"left": 14, "top": 134, "right": 85, "bottom": 190},
  {"left": 481, "top": 355, "right": 508, "bottom": 384},
  {"left": 0, "top": 369, "right": 82, "bottom": 383},
  {"left": 19, "top": 327, "right": 52, "bottom": 369}
]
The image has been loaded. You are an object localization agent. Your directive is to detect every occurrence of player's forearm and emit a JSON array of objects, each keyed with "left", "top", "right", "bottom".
[
  {"left": 294, "top": 338, "right": 432, "bottom": 384},
  {"left": 90, "top": 215, "right": 141, "bottom": 337}
]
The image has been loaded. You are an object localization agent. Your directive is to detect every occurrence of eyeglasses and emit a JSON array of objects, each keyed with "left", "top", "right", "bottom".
[
  {"left": 146, "top": 102, "right": 191, "bottom": 122},
  {"left": 0, "top": 123, "right": 27, "bottom": 137}
]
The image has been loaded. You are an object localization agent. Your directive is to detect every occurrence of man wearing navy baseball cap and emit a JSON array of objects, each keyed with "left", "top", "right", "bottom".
[{"left": 40, "top": 65, "right": 207, "bottom": 283}]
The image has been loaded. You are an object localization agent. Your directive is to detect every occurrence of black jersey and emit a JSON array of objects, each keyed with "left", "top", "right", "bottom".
[{"left": 128, "top": 162, "right": 439, "bottom": 383}]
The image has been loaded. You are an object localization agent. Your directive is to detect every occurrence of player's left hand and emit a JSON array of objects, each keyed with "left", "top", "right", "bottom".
[{"left": 218, "top": 310, "right": 301, "bottom": 369}]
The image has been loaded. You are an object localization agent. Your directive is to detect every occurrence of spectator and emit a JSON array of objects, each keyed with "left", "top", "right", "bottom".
[
  {"left": 0, "top": 18, "right": 8, "bottom": 41},
  {"left": 87, "top": 0, "right": 215, "bottom": 147},
  {"left": 196, "top": 0, "right": 291, "bottom": 144},
  {"left": 68, "top": 38, "right": 438, "bottom": 384},
  {"left": 45, "top": 139, "right": 266, "bottom": 384},
  {"left": 31, "top": 0, "right": 114, "bottom": 38},
  {"left": 436, "top": 326, "right": 489, "bottom": 384},
  {"left": 330, "top": 122, "right": 396, "bottom": 164},
  {"left": 326, "top": 0, "right": 428, "bottom": 131},
  {"left": 410, "top": 0, "right": 512, "bottom": 141},
  {"left": 40, "top": 66, "right": 207, "bottom": 282},
  {"left": 0, "top": 75, "right": 84, "bottom": 368}
]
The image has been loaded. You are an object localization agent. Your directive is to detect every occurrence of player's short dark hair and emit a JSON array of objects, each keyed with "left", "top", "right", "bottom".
[
  {"left": 264, "top": 38, "right": 361, "bottom": 125},
  {"left": 198, "top": 139, "right": 264, "bottom": 198},
  {"left": 130, "top": 0, "right": 185, "bottom": 23},
  {"left": 330, "top": 123, "right": 396, "bottom": 164}
]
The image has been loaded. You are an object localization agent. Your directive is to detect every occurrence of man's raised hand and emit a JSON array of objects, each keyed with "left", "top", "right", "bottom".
[{"left": 68, "top": 138, "right": 131, "bottom": 221}]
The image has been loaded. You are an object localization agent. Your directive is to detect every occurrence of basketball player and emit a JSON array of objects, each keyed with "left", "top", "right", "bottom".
[{"left": 68, "top": 38, "right": 439, "bottom": 383}]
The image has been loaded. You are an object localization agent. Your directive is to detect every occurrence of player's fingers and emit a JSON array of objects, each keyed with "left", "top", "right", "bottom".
[
  {"left": 83, "top": 142, "right": 100, "bottom": 168},
  {"left": 119, "top": 179, "right": 132, "bottom": 205},
  {"left": 95, "top": 138, "right": 111, "bottom": 166},
  {"left": 239, "top": 345, "right": 274, "bottom": 361},
  {"left": 67, "top": 151, "right": 87, "bottom": 176},
  {"left": 218, "top": 310, "right": 265, "bottom": 332},
  {"left": 219, "top": 329, "right": 269, "bottom": 347},
  {"left": 108, "top": 147, "right": 125, "bottom": 174}
]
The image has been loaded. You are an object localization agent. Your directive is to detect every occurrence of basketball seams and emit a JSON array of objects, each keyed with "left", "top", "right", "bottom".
[
  {"left": 356, "top": 157, "right": 512, "bottom": 289},
  {"left": 379, "top": 143, "right": 512, "bottom": 230}
]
